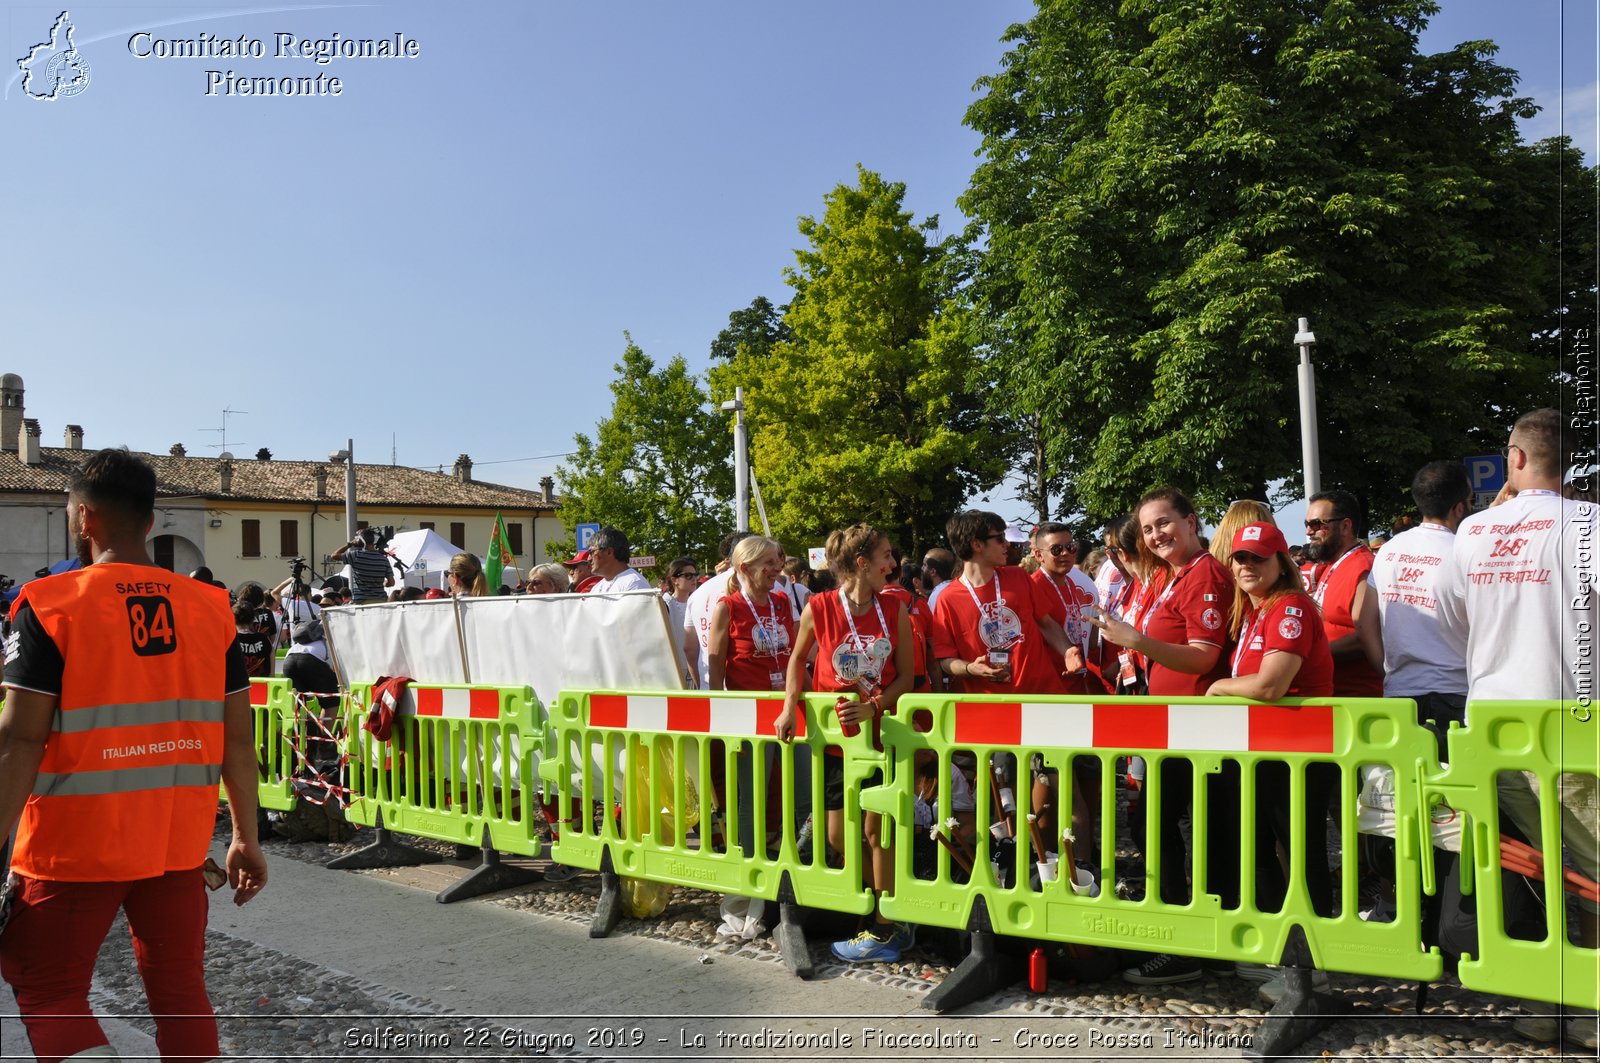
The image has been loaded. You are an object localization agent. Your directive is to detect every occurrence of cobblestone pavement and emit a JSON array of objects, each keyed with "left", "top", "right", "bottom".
[{"left": 5, "top": 817, "right": 1589, "bottom": 1062}]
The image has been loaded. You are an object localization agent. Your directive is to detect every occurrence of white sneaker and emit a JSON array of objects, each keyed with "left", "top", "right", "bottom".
[{"left": 1258, "top": 969, "right": 1330, "bottom": 1005}]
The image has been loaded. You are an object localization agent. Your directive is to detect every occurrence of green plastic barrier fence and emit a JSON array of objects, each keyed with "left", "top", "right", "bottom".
[
  {"left": 865, "top": 693, "right": 1443, "bottom": 982},
  {"left": 1428, "top": 700, "right": 1599, "bottom": 1009},
  {"left": 249, "top": 677, "right": 298, "bottom": 812},
  {"left": 343, "top": 682, "right": 542, "bottom": 856},
  {"left": 540, "top": 690, "right": 875, "bottom": 917}
]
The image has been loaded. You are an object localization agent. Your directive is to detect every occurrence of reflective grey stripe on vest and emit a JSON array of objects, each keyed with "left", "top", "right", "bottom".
[
  {"left": 53, "top": 699, "right": 225, "bottom": 735},
  {"left": 33, "top": 762, "right": 223, "bottom": 798}
]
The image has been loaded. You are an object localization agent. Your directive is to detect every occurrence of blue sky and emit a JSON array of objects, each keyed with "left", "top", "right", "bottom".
[{"left": 2, "top": 1, "right": 1594, "bottom": 534}]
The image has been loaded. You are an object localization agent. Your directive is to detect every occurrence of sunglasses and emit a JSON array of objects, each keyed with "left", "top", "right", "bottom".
[
  {"left": 1043, "top": 543, "right": 1075, "bottom": 557},
  {"left": 675, "top": 572, "right": 699, "bottom": 580},
  {"left": 1304, "top": 517, "right": 1344, "bottom": 530},
  {"left": 1231, "top": 551, "right": 1273, "bottom": 565},
  {"left": 983, "top": 532, "right": 1008, "bottom": 542}
]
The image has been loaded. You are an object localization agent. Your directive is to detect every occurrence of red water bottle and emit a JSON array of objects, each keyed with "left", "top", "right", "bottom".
[
  {"left": 1028, "top": 947, "right": 1048, "bottom": 993},
  {"left": 835, "top": 695, "right": 860, "bottom": 738}
]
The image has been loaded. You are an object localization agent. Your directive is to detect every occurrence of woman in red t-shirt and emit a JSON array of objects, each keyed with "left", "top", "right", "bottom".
[
  {"left": 1208, "top": 521, "right": 1336, "bottom": 919},
  {"left": 1090, "top": 488, "right": 1237, "bottom": 986},
  {"left": 707, "top": 536, "right": 794, "bottom": 693},
  {"left": 776, "top": 524, "right": 914, "bottom": 964}
]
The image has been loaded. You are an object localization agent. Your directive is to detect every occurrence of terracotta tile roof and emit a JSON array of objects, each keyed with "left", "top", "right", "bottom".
[{"left": 0, "top": 448, "right": 558, "bottom": 511}]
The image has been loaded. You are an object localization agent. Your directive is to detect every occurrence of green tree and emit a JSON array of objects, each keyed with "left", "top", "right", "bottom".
[
  {"left": 554, "top": 336, "right": 732, "bottom": 563},
  {"left": 709, "top": 295, "right": 792, "bottom": 362},
  {"left": 962, "top": 0, "right": 1576, "bottom": 526},
  {"left": 711, "top": 167, "right": 1004, "bottom": 555}
]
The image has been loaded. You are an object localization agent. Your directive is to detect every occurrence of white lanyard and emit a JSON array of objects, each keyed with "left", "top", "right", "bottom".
[
  {"left": 1138, "top": 552, "right": 1206, "bottom": 636},
  {"left": 738, "top": 589, "right": 783, "bottom": 656},
  {"left": 1518, "top": 489, "right": 1560, "bottom": 498},
  {"left": 1310, "top": 545, "right": 1363, "bottom": 607},
  {"left": 961, "top": 570, "right": 1005, "bottom": 613},
  {"left": 1231, "top": 607, "right": 1263, "bottom": 677},
  {"left": 1042, "top": 572, "right": 1085, "bottom": 646},
  {"left": 839, "top": 588, "right": 890, "bottom": 656}
]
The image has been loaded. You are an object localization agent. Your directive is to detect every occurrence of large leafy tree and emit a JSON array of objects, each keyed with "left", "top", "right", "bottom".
[
  {"left": 711, "top": 167, "right": 1004, "bottom": 555},
  {"left": 709, "top": 295, "right": 792, "bottom": 362},
  {"left": 555, "top": 336, "right": 732, "bottom": 563},
  {"left": 963, "top": 0, "right": 1581, "bottom": 527}
]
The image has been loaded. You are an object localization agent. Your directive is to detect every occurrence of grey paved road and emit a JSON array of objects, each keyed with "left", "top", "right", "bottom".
[{"left": 2, "top": 843, "right": 1234, "bottom": 1062}]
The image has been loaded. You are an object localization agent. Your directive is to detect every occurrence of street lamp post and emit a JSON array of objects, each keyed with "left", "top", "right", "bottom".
[
  {"left": 1295, "top": 318, "right": 1322, "bottom": 499},
  {"left": 721, "top": 388, "right": 749, "bottom": 533},
  {"left": 330, "top": 439, "right": 357, "bottom": 541}
]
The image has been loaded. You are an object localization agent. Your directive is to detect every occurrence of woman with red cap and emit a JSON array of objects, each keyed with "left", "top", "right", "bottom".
[{"left": 1207, "top": 521, "right": 1336, "bottom": 930}]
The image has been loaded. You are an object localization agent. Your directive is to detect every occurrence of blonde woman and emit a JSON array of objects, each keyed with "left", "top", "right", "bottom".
[
  {"left": 523, "top": 563, "right": 569, "bottom": 594},
  {"left": 706, "top": 536, "right": 797, "bottom": 866},
  {"left": 1210, "top": 499, "right": 1276, "bottom": 568},
  {"left": 707, "top": 536, "right": 794, "bottom": 692}
]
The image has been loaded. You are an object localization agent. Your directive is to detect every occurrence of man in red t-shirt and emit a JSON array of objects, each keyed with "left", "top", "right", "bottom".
[
  {"left": 932, "top": 511, "right": 1072, "bottom": 696},
  {"left": 1302, "top": 490, "right": 1381, "bottom": 696},
  {"left": 1029, "top": 522, "right": 1105, "bottom": 694}
]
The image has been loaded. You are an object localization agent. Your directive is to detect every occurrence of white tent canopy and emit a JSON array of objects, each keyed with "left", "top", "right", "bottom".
[
  {"left": 334, "top": 529, "right": 524, "bottom": 593},
  {"left": 385, "top": 528, "right": 470, "bottom": 589}
]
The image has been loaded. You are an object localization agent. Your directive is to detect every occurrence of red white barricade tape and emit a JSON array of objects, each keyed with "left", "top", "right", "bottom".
[
  {"left": 587, "top": 694, "right": 805, "bottom": 738},
  {"left": 951, "top": 700, "right": 1334, "bottom": 754}
]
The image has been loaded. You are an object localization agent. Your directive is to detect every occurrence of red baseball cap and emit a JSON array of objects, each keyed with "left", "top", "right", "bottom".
[
  {"left": 564, "top": 549, "right": 591, "bottom": 567},
  {"left": 1231, "top": 521, "right": 1288, "bottom": 558}
]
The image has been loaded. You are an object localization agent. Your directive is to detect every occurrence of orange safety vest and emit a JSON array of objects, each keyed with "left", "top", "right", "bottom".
[{"left": 10, "top": 564, "right": 236, "bottom": 882}]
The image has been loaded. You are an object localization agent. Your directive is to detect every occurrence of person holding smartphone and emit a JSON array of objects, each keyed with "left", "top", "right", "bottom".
[{"left": 1090, "top": 487, "right": 1236, "bottom": 986}]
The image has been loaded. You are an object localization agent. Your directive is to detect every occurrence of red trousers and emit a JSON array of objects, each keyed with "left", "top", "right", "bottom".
[{"left": 0, "top": 867, "right": 217, "bottom": 1062}]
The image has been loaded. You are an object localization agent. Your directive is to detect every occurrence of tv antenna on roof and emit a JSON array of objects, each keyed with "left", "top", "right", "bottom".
[{"left": 198, "top": 407, "right": 248, "bottom": 454}]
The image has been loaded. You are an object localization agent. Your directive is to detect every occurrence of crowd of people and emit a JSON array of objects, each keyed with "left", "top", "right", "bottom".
[
  {"left": 154, "top": 411, "right": 1600, "bottom": 1045},
  {"left": 661, "top": 408, "right": 1594, "bottom": 1045},
  {"left": 0, "top": 409, "right": 1593, "bottom": 1059}
]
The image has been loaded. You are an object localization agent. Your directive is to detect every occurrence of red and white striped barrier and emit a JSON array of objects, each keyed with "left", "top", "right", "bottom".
[
  {"left": 951, "top": 700, "right": 1334, "bottom": 754},
  {"left": 414, "top": 687, "right": 502, "bottom": 721},
  {"left": 587, "top": 694, "right": 806, "bottom": 739}
]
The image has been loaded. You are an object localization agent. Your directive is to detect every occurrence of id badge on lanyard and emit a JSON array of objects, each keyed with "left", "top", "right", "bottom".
[{"left": 1117, "top": 649, "right": 1140, "bottom": 690}]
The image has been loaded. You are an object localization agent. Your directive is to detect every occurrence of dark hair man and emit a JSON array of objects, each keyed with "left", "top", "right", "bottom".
[
  {"left": 330, "top": 527, "right": 395, "bottom": 604},
  {"left": 1303, "top": 488, "right": 1381, "bottom": 696},
  {"left": 0, "top": 448, "right": 266, "bottom": 1061},
  {"left": 932, "top": 510, "right": 1074, "bottom": 694},
  {"left": 1030, "top": 521, "right": 1100, "bottom": 692},
  {"left": 1358, "top": 461, "right": 1472, "bottom": 744},
  {"left": 588, "top": 526, "right": 651, "bottom": 593},
  {"left": 922, "top": 547, "right": 956, "bottom": 614}
]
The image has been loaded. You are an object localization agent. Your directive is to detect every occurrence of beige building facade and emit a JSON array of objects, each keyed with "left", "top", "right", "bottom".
[{"left": 0, "top": 374, "right": 564, "bottom": 590}]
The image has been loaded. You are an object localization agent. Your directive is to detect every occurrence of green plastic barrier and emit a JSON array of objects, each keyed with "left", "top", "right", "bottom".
[
  {"left": 866, "top": 693, "right": 1442, "bottom": 981},
  {"left": 343, "top": 682, "right": 543, "bottom": 856},
  {"left": 540, "top": 690, "right": 875, "bottom": 916},
  {"left": 1427, "top": 700, "right": 1599, "bottom": 1009},
  {"left": 249, "top": 677, "right": 298, "bottom": 812}
]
